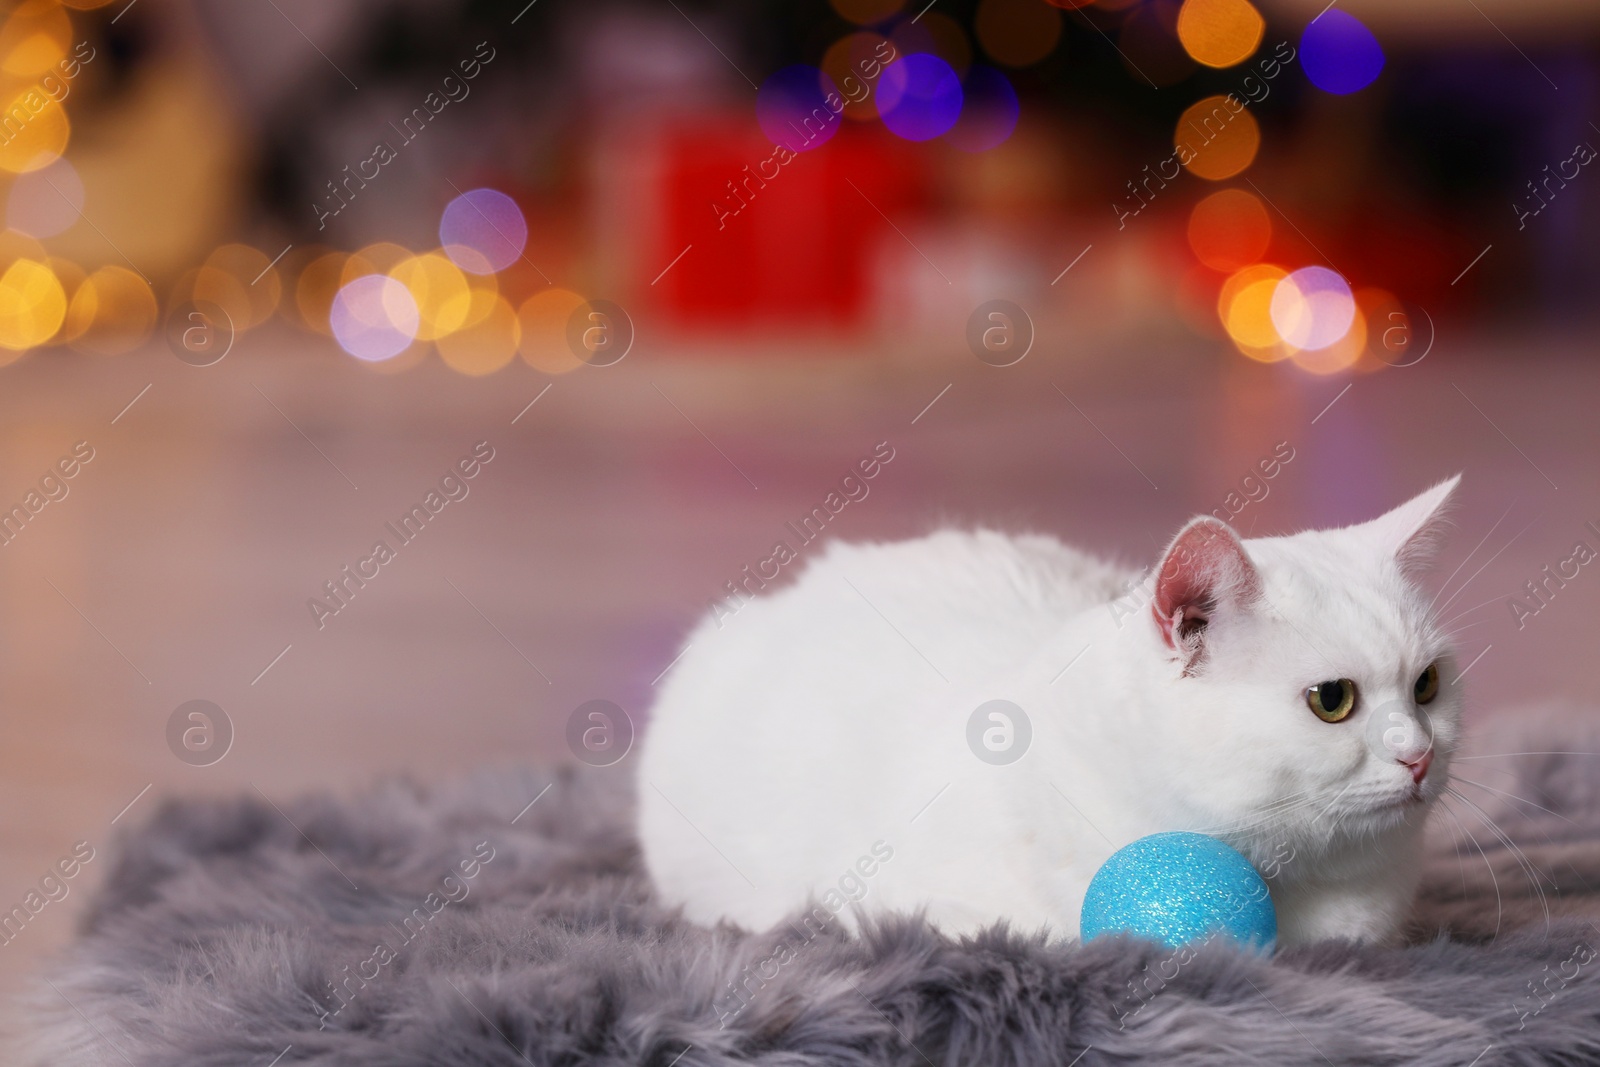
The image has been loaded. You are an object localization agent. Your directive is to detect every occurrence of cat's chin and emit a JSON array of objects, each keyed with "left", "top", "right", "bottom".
[{"left": 1359, "top": 789, "right": 1433, "bottom": 831}]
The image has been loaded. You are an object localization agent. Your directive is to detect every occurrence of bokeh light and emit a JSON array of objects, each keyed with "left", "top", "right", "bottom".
[
  {"left": 438, "top": 291, "right": 520, "bottom": 376},
  {"left": 518, "top": 288, "right": 589, "bottom": 375},
  {"left": 890, "top": 14, "right": 972, "bottom": 78},
  {"left": 389, "top": 252, "right": 471, "bottom": 341},
  {"left": 1175, "top": 95, "right": 1259, "bottom": 180},
  {"left": 757, "top": 65, "right": 841, "bottom": 153},
  {"left": 0, "top": 258, "right": 65, "bottom": 351},
  {"left": 1291, "top": 303, "right": 1365, "bottom": 375},
  {"left": 7, "top": 157, "right": 82, "bottom": 237},
  {"left": 330, "top": 275, "right": 420, "bottom": 362},
  {"left": 828, "top": 0, "right": 904, "bottom": 25},
  {"left": 878, "top": 54, "right": 963, "bottom": 142},
  {"left": 1301, "top": 10, "right": 1384, "bottom": 95},
  {"left": 821, "top": 33, "right": 894, "bottom": 122},
  {"left": 48, "top": 255, "right": 84, "bottom": 299},
  {"left": 1218, "top": 263, "right": 1291, "bottom": 361},
  {"left": 341, "top": 242, "right": 412, "bottom": 288},
  {"left": 1270, "top": 266, "right": 1355, "bottom": 350},
  {"left": 1176, "top": 0, "right": 1264, "bottom": 69},
  {"left": 439, "top": 189, "right": 528, "bottom": 275},
  {"left": 194, "top": 245, "right": 281, "bottom": 330},
  {"left": 1356, "top": 287, "right": 1426, "bottom": 369},
  {"left": 0, "top": 1, "right": 72, "bottom": 77},
  {"left": 63, "top": 265, "right": 157, "bottom": 355},
  {"left": 974, "top": 0, "right": 1062, "bottom": 68},
  {"left": 0, "top": 86, "right": 70, "bottom": 173},
  {"left": 1186, "top": 188, "right": 1271, "bottom": 272},
  {"left": 945, "top": 65, "right": 1019, "bottom": 152},
  {"left": 295, "top": 252, "right": 347, "bottom": 336}
]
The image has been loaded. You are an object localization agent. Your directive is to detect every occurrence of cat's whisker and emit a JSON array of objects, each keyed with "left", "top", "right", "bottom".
[
  {"left": 1451, "top": 774, "right": 1600, "bottom": 905},
  {"left": 1191, "top": 791, "right": 1319, "bottom": 837},
  {"left": 1437, "top": 796, "right": 1503, "bottom": 939},
  {"left": 1446, "top": 788, "right": 1553, "bottom": 934},
  {"left": 1454, "top": 750, "right": 1600, "bottom": 760},
  {"left": 1438, "top": 594, "right": 1509, "bottom": 630},
  {"left": 1433, "top": 512, "right": 1541, "bottom": 618},
  {"left": 1427, "top": 502, "right": 1513, "bottom": 616},
  {"left": 1437, "top": 619, "right": 1491, "bottom": 640},
  {"left": 1451, "top": 774, "right": 1582, "bottom": 831}
]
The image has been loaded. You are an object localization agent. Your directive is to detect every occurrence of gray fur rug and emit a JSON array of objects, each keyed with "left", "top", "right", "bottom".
[{"left": 15, "top": 708, "right": 1600, "bottom": 1067}]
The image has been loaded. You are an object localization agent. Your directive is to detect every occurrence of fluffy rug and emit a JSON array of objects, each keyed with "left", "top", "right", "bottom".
[{"left": 13, "top": 708, "right": 1600, "bottom": 1067}]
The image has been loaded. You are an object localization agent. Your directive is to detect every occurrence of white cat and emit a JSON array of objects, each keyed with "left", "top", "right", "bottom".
[{"left": 638, "top": 478, "right": 1463, "bottom": 947}]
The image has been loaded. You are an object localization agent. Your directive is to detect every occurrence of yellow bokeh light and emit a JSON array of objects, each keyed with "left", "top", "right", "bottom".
[
  {"left": 1176, "top": 95, "right": 1260, "bottom": 181},
  {"left": 458, "top": 271, "right": 501, "bottom": 329},
  {"left": 389, "top": 253, "right": 471, "bottom": 341},
  {"left": 438, "top": 292, "right": 520, "bottom": 376},
  {"left": 0, "top": 257, "right": 65, "bottom": 350},
  {"left": 1219, "top": 263, "right": 1293, "bottom": 362},
  {"left": 975, "top": 0, "right": 1062, "bottom": 68},
  {"left": 1176, "top": 0, "right": 1264, "bottom": 69},
  {"left": 0, "top": 1, "right": 72, "bottom": 77},
  {"left": 63, "top": 265, "right": 157, "bottom": 355},
  {"left": 1228, "top": 278, "right": 1287, "bottom": 349},
  {"left": 194, "top": 245, "right": 281, "bottom": 330},
  {"left": 517, "top": 288, "right": 588, "bottom": 376},
  {"left": 0, "top": 85, "right": 70, "bottom": 173}
]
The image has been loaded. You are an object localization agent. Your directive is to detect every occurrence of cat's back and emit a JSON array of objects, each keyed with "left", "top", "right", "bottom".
[
  {"left": 637, "top": 528, "right": 1128, "bottom": 928},
  {"left": 663, "top": 527, "right": 1126, "bottom": 704}
]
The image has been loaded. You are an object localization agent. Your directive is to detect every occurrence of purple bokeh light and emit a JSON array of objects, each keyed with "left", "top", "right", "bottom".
[
  {"left": 757, "top": 65, "right": 842, "bottom": 153},
  {"left": 439, "top": 188, "right": 528, "bottom": 275},
  {"left": 330, "top": 275, "right": 420, "bottom": 362},
  {"left": 1301, "top": 10, "right": 1384, "bottom": 95},
  {"left": 878, "top": 53, "right": 963, "bottom": 142}
]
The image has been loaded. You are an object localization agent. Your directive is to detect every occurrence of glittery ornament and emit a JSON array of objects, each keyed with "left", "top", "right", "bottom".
[{"left": 1080, "top": 831, "right": 1276, "bottom": 951}]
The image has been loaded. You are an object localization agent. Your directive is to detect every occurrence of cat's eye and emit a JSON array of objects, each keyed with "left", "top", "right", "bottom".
[
  {"left": 1414, "top": 663, "right": 1440, "bottom": 705},
  {"left": 1306, "top": 679, "right": 1357, "bottom": 723}
]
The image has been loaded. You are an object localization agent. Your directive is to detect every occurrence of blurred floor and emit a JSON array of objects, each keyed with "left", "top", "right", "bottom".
[{"left": 0, "top": 324, "right": 1595, "bottom": 996}]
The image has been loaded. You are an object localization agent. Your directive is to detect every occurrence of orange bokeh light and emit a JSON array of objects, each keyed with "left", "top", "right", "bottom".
[
  {"left": 1176, "top": 0, "right": 1264, "bottom": 69},
  {"left": 518, "top": 288, "right": 589, "bottom": 376},
  {"left": 1175, "top": 95, "right": 1260, "bottom": 181},
  {"left": 821, "top": 32, "right": 894, "bottom": 123},
  {"left": 1187, "top": 188, "right": 1271, "bottom": 272},
  {"left": 1218, "top": 263, "right": 1292, "bottom": 361}
]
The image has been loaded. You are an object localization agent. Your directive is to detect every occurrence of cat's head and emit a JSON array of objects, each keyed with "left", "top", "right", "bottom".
[{"left": 1142, "top": 476, "right": 1464, "bottom": 863}]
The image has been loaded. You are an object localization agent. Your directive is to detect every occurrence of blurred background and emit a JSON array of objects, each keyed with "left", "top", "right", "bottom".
[{"left": 0, "top": 0, "right": 1597, "bottom": 999}]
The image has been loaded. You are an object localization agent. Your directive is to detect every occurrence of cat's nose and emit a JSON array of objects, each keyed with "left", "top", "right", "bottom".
[{"left": 1398, "top": 749, "right": 1433, "bottom": 785}]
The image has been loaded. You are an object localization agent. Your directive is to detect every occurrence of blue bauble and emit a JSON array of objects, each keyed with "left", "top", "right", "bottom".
[{"left": 1080, "top": 832, "right": 1276, "bottom": 952}]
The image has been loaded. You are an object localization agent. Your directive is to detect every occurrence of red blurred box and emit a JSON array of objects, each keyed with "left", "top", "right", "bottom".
[{"left": 645, "top": 117, "right": 926, "bottom": 333}]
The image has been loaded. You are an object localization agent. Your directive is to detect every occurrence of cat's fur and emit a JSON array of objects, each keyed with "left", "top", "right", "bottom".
[{"left": 638, "top": 479, "right": 1463, "bottom": 946}]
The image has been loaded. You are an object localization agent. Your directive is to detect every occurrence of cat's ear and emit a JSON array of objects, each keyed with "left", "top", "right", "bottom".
[
  {"left": 1151, "top": 517, "right": 1262, "bottom": 668},
  {"left": 1362, "top": 475, "right": 1461, "bottom": 576}
]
